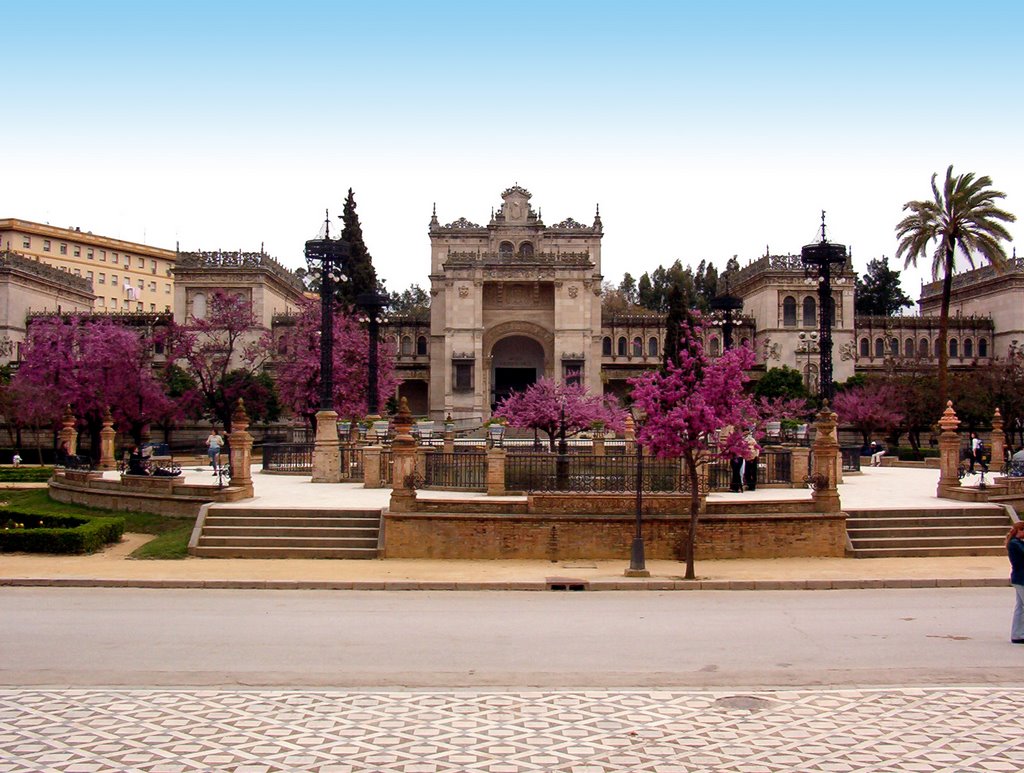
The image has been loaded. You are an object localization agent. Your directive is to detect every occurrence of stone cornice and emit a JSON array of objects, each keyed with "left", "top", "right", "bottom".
[
  {"left": 0, "top": 218, "right": 176, "bottom": 259},
  {"left": 0, "top": 249, "right": 94, "bottom": 296}
]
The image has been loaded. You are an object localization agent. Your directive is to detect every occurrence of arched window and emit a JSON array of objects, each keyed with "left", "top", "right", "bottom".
[
  {"left": 949, "top": 338, "right": 959, "bottom": 358},
  {"left": 904, "top": 338, "right": 914, "bottom": 358},
  {"left": 979, "top": 338, "right": 989, "bottom": 357},
  {"left": 518, "top": 241, "right": 534, "bottom": 257},
  {"left": 874, "top": 338, "right": 884, "bottom": 358},
  {"left": 617, "top": 336, "right": 627, "bottom": 356},
  {"left": 498, "top": 241, "right": 514, "bottom": 257},
  {"left": 919, "top": 338, "right": 929, "bottom": 358},
  {"left": 963, "top": 338, "right": 973, "bottom": 358},
  {"left": 632, "top": 336, "right": 643, "bottom": 357},
  {"left": 782, "top": 296, "right": 797, "bottom": 326},
  {"left": 709, "top": 337, "right": 721, "bottom": 357},
  {"left": 401, "top": 336, "right": 412, "bottom": 356},
  {"left": 859, "top": 338, "right": 869, "bottom": 357},
  {"left": 890, "top": 338, "right": 899, "bottom": 357},
  {"left": 648, "top": 336, "right": 658, "bottom": 357},
  {"left": 191, "top": 292, "right": 207, "bottom": 320},
  {"left": 416, "top": 336, "right": 427, "bottom": 356},
  {"left": 802, "top": 296, "right": 816, "bottom": 327},
  {"left": 602, "top": 336, "right": 612, "bottom": 356}
]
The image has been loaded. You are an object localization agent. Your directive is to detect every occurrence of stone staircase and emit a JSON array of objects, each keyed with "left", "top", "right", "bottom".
[
  {"left": 845, "top": 506, "right": 1011, "bottom": 558},
  {"left": 190, "top": 507, "right": 382, "bottom": 559}
]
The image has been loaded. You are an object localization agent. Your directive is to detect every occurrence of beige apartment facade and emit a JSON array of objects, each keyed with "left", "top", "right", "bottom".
[{"left": 0, "top": 219, "right": 177, "bottom": 314}]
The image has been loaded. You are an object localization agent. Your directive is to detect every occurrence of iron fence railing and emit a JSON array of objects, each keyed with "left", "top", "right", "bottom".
[
  {"left": 706, "top": 449, "right": 792, "bottom": 490},
  {"left": 505, "top": 453, "right": 689, "bottom": 493},
  {"left": 339, "top": 446, "right": 364, "bottom": 481},
  {"left": 424, "top": 451, "right": 486, "bottom": 490},
  {"left": 262, "top": 443, "right": 313, "bottom": 473},
  {"left": 840, "top": 447, "right": 861, "bottom": 472},
  {"left": 380, "top": 450, "right": 393, "bottom": 485}
]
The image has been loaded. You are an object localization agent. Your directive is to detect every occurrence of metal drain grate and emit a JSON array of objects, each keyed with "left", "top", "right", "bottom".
[{"left": 713, "top": 695, "right": 775, "bottom": 711}]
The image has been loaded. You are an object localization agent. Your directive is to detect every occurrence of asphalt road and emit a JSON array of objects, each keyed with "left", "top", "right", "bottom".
[{"left": 1, "top": 587, "right": 1017, "bottom": 689}]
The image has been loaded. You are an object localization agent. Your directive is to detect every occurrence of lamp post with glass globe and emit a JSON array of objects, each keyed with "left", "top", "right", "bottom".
[
  {"left": 356, "top": 290, "right": 390, "bottom": 420},
  {"left": 625, "top": 404, "right": 649, "bottom": 577},
  {"left": 800, "top": 211, "right": 848, "bottom": 403},
  {"left": 305, "top": 210, "right": 350, "bottom": 483}
]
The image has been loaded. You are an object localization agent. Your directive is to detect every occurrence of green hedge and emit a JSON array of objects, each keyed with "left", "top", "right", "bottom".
[
  {"left": 0, "top": 510, "right": 124, "bottom": 554},
  {"left": 0, "top": 467, "right": 55, "bottom": 482}
]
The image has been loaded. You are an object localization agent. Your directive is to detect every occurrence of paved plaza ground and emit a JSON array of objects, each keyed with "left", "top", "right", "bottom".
[
  {"left": 2, "top": 687, "right": 1021, "bottom": 772},
  {"left": 0, "top": 465, "right": 1013, "bottom": 589}
]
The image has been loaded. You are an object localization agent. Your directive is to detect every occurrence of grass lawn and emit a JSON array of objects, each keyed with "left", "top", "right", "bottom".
[{"left": 0, "top": 489, "right": 194, "bottom": 559}]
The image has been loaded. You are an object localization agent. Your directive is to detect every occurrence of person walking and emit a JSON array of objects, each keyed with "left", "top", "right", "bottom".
[
  {"left": 969, "top": 432, "right": 984, "bottom": 474},
  {"left": 206, "top": 429, "right": 224, "bottom": 474},
  {"left": 742, "top": 430, "right": 760, "bottom": 491},
  {"left": 1007, "top": 521, "right": 1024, "bottom": 644},
  {"left": 11, "top": 452, "right": 21, "bottom": 468}
]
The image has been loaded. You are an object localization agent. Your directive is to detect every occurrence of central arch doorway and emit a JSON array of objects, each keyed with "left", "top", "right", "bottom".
[{"left": 491, "top": 335, "right": 545, "bottom": 410}]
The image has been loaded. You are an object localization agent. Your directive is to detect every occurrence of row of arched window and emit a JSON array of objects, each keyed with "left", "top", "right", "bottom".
[
  {"left": 498, "top": 241, "right": 534, "bottom": 257},
  {"left": 781, "top": 295, "right": 836, "bottom": 327},
  {"left": 387, "top": 335, "right": 428, "bottom": 356},
  {"left": 602, "top": 336, "right": 659, "bottom": 358},
  {"left": 858, "top": 336, "right": 988, "bottom": 360}
]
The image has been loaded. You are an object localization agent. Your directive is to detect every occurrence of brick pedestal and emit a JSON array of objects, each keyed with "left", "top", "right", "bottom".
[{"left": 937, "top": 401, "right": 961, "bottom": 497}]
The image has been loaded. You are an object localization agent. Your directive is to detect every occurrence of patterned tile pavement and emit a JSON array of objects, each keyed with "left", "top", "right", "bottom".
[{"left": 0, "top": 687, "right": 1020, "bottom": 772}]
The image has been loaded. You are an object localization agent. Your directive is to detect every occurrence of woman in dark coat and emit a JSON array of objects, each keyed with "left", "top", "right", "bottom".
[{"left": 1007, "top": 521, "right": 1024, "bottom": 644}]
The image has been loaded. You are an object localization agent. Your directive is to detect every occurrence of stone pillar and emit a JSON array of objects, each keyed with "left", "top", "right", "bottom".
[
  {"left": 592, "top": 434, "right": 606, "bottom": 457},
  {"left": 811, "top": 401, "right": 841, "bottom": 512},
  {"left": 98, "top": 406, "right": 117, "bottom": 471},
  {"left": 991, "top": 408, "right": 1005, "bottom": 471},
  {"left": 443, "top": 413, "right": 455, "bottom": 454},
  {"left": 790, "top": 446, "right": 810, "bottom": 487},
  {"left": 389, "top": 397, "right": 417, "bottom": 512},
  {"left": 363, "top": 446, "right": 382, "bottom": 488},
  {"left": 228, "top": 399, "right": 254, "bottom": 495},
  {"left": 58, "top": 404, "right": 78, "bottom": 457},
  {"left": 311, "top": 409, "right": 341, "bottom": 483},
  {"left": 487, "top": 448, "right": 507, "bottom": 496},
  {"left": 623, "top": 414, "right": 636, "bottom": 444},
  {"left": 937, "top": 401, "right": 962, "bottom": 497}
]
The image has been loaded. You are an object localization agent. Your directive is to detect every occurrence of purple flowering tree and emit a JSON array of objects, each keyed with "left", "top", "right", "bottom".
[{"left": 629, "top": 313, "right": 757, "bottom": 579}]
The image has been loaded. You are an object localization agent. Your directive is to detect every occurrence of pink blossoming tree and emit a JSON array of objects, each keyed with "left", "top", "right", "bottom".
[
  {"left": 629, "top": 313, "right": 757, "bottom": 579},
  {"left": 274, "top": 298, "right": 399, "bottom": 428},
  {"left": 831, "top": 383, "right": 904, "bottom": 446},
  {"left": 13, "top": 316, "right": 173, "bottom": 456},
  {"left": 493, "top": 377, "right": 626, "bottom": 452},
  {"left": 167, "top": 290, "right": 275, "bottom": 433}
]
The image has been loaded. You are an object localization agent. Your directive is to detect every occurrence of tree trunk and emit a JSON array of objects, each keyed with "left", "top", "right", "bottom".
[
  {"left": 684, "top": 450, "right": 700, "bottom": 581},
  {"left": 937, "top": 247, "right": 954, "bottom": 404}
]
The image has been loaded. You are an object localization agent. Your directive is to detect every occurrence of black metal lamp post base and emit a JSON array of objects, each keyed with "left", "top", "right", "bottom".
[{"left": 625, "top": 537, "right": 649, "bottom": 577}]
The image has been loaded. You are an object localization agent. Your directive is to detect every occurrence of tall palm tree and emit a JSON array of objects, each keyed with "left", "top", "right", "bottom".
[{"left": 895, "top": 165, "right": 1015, "bottom": 402}]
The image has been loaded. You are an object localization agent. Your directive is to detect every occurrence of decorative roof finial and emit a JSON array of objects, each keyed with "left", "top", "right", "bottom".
[
  {"left": 593, "top": 203, "right": 602, "bottom": 229},
  {"left": 429, "top": 202, "right": 439, "bottom": 228},
  {"left": 820, "top": 209, "right": 828, "bottom": 242}
]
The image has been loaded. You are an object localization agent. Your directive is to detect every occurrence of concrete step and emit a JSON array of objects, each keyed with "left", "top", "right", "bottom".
[
  {"left": 204, "top": 516, "right": 379, "bottom": 529},
  {"left": 846, "top": 516, "right": 1010, "bottom": 529},
  {"left": 849, "top": 534, "right": 1006, "bottom": 550},
  {"left": 848, "top": 525, "right": 1008, "bottom": 540},
  {"left": 202, "top": 525, "right": 379, "bottom": 539},
  {"left": 853, "top": 546, "right": 1006, "bottom": 558},
  {"left": 191, "top": 545, "right": 379, "bottom": 559},
  {"left": 198, "top": 536, "right": 379, "bottom": 548}
]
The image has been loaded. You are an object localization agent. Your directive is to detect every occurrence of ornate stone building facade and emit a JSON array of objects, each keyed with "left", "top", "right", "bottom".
[{"left": 427, "top": 185, "right": 604, "bottom": 421}]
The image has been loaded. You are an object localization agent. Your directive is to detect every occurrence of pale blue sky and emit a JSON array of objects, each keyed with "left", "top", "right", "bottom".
[{"left": 4, "top": 0, "right": 1022, "bottom": 297}]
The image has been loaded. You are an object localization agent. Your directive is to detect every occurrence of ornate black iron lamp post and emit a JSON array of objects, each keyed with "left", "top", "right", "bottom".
[
  {"left": 800, "top": 211, "right": 848, "bottom": 403},
  {"left": 356, "top": 290, "right": 390, "bottom": 419},
  {"left": 305, "top": 211, "right": 350, "bottom": 483},
  {"left": 625, "top": 405, "right": 649, "bottom": 577},
  {"left": 710, "top": 279, "right": 743, "bottom": 351}
]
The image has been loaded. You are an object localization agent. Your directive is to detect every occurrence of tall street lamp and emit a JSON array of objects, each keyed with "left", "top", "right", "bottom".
[
  {"left": 625, "top": 405, "right": 650, "bottom": 577},
  {"left": 306, "top": 211, "right": 350, "bottom": 483},
  {"left": 356, "top": 290, "right": 390, "bottom": 420},
  {"left": 710, "top": 278, "right": 743, "bottom": 351},
  {"left": 800, "top": 211, "right": 847, "bottom": 403}
]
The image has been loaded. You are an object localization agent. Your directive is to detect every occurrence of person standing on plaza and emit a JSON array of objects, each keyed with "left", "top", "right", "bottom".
[
  {"left": 206, "top": 429, "right": 224, "bottom": 474},
  {"left": 742, "top": 430, "right": 760, "bottom": 491},
  {"left": 1006, "top": 521, "right": 1024, "bottom": 644},
  {"left": 969, "top": 432, "right": 984, "bottom": 473},
  {"left": 11, "top": 452, "right": 20, "bottom": 468}
]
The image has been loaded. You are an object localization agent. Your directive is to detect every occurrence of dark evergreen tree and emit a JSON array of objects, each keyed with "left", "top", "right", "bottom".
[
  {"left": 753, "top": 365, "right": 808, "bottom": 400},
  {"left": 339, "top": 188, "right": 379, "bottom": 308},
  {"left": 855, "top": 256, "right": 913, "bottom": 316}
]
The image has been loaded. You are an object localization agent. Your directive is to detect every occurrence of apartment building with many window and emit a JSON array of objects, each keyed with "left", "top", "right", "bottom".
[{"left": 0, "top": 219, "right": 177, "bottom": 313}]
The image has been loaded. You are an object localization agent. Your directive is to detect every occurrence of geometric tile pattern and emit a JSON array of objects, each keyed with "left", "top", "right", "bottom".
[{"left": 1, "top": 687, "right": 1021, "bottom": 772}]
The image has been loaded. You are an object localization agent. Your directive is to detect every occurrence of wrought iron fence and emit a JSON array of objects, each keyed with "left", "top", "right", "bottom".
[
  {"left": 380, "top": 450, "right": 393, "bottom": 485},
  {"left": 262, "top": 443, "right": 313, "bottom": 473},
  {"left": 339, "top": 446, "right": 364, "bottom": 481},
  {"left": 706, "top": 449, "right": 792, "bottom": 491},
  {"left": 840, "top": 447, "right": 861, "bottom": 472},
  {"left": 505, "top": 453, "right": 688, "bottom": 493},
  {"left": 424, "top": 451, "right": 486, "bottom": 490}
]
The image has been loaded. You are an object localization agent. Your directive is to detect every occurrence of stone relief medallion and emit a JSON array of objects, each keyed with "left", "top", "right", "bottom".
[
  {"left": 458, "top": 286, "right": 470, "bottom": 298},
  {"left": 567, "top": 286, "right": 579, "bottom": 299}
]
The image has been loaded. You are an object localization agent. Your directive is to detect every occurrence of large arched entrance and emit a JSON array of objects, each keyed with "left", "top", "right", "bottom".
[{"left": 491, "top": 335, "right": 545, "bottom": 409}]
